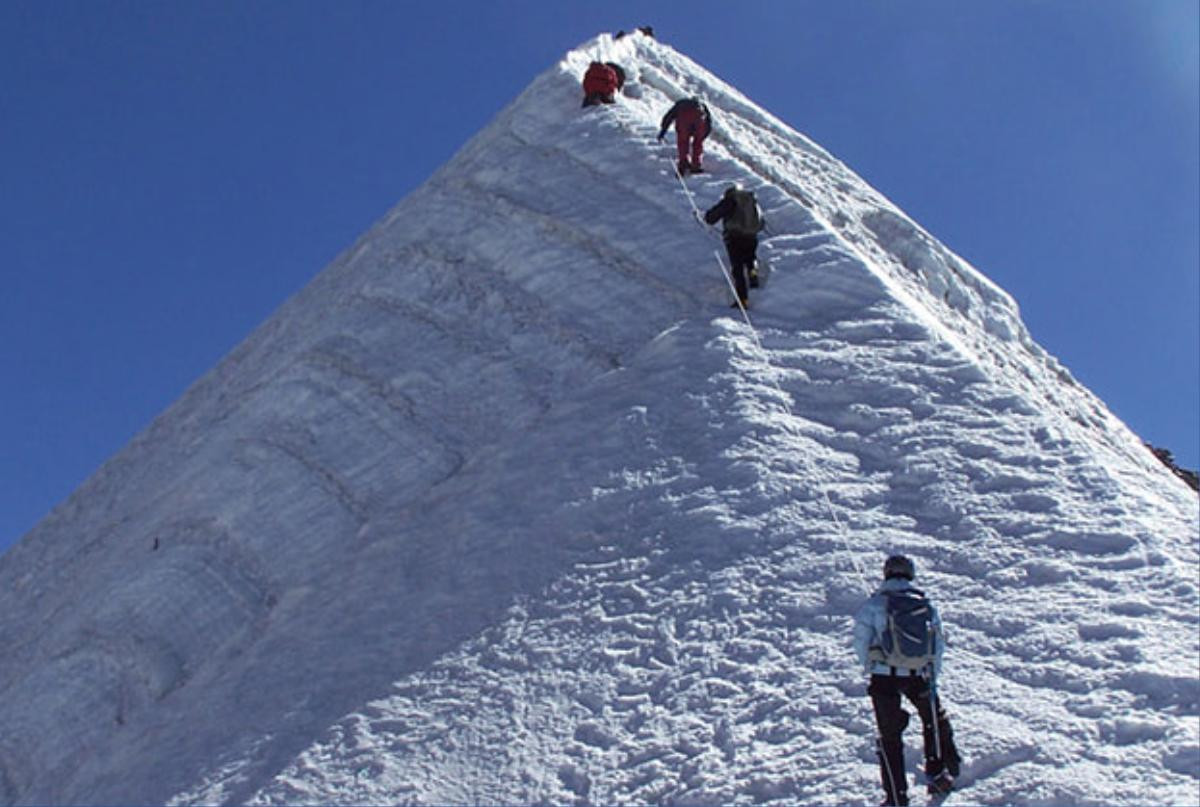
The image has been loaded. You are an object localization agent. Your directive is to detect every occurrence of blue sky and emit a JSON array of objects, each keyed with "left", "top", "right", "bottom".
[{"left": 2, "top": 1, "right": 1196, "bottom": 554}]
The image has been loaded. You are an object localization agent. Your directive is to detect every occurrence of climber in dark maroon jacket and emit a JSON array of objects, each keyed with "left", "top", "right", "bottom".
[{"left": 657, "top": 96, "right": 712, "bottom": 175}]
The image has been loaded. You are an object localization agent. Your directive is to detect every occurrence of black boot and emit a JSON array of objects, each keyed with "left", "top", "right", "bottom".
[{"left": 927, "top": 771, "right": 954, "bottom": 795}]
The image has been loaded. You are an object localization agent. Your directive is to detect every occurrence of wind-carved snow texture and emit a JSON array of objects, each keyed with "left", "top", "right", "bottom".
[{"left": 0, "top": 32, "right": 1196, "bottom": 807}]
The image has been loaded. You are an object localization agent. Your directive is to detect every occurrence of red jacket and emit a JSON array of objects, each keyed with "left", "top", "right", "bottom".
[
  {"left": 583, "top": 62, "right": 619, "bottom": 96},
  {"left": 660, "top": 97, "right": 712, "bottom": 138}
]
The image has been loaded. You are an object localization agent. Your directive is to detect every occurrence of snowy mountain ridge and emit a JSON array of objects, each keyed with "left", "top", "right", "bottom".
[{"left": 0, "top": 33, "right": 1196, "bottom": 806}]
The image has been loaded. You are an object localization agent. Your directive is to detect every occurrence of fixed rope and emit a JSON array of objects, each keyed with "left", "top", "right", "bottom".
[
  {"left": 670, "top": 161, "right": 871, "bottom": 588},
  {"left": 670, "top": 164, "right": 754, "bottom": 323}
]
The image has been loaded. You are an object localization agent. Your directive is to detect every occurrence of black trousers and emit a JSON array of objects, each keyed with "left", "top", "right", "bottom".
[
  {"left": 869, "top": 674, "right": 960, "bottom": 801},
  {"left": 723, "top": 234, "right": 758, "bottom": 301}
]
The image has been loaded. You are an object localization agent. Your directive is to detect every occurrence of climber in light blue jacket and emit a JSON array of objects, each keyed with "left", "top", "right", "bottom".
[
  {"left": 852, "top": 570, "right": 946, "bottom": 679},
  {"left": 851, "top": 555, "right": 962, "bottom": 807}
]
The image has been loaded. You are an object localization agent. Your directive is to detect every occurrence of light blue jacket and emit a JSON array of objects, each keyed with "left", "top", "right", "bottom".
[{"left": 852, "top": 577, "right": 945, "bottom": 678}]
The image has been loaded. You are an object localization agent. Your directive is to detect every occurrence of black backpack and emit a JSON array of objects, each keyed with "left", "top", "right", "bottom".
[{"left": 725, "top": 190, "right": 763, "bottom": 236}]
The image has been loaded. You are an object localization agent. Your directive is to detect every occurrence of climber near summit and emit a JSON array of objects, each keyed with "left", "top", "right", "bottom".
[
  {"left": 853, "top": 555, "right": 962, "bottom": 806},
  {"left": 703, "top": 183, "right": 764, "bottom": 309},
  {"left": 614, "top": 26, "right": 654, "bottom": 39},
  {"left": 581, "top": 61, "right": 621, "bottom": 107},
  {"left": 657, "top": 96, "right": 711, "bottom": 175}
]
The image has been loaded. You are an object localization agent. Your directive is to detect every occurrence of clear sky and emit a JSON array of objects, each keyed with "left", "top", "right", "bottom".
[{"left": 2, "top": 1, "right": 1196, "bottom": 555}]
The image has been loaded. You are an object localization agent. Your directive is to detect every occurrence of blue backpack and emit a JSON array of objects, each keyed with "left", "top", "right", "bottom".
[{"left": 879, "top": 588, "right": 937, "bottom": 672}]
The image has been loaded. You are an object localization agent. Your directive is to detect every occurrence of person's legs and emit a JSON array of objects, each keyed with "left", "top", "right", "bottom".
[
  {"left": 723, "top": 242, "right": 747, "bottom": 302},
  {"left": 726, "top": 238, "right": 755, "bottom": 303},
  {"left": 674, "top": 106, "right": 702, "bottom": 172},
  {"left": 735, "top": 236, "right": 760, "bottom": 300},
  {"left": 675, "top": 127, "right": 691, "bottom": 173},
  {"left": 903, "top": 678, "right": 960, "bottom": 781},
  {"left": 869, "top": 675, "right": 910, "bottom": 805},
  {"left": 744, "top": 234, "right": 759, "bottom": 287},
  {"left": 690, "top": 130, "right": 706, "bottom": 170}
]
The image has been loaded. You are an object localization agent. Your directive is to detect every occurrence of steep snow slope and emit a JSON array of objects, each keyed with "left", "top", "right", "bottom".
[{"left": 0, "top": 32, "right": 1196, "bottom": 806}]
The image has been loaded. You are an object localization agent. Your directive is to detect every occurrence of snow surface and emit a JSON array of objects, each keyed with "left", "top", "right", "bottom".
[{"left": 0, "top": 32, "right": 1196, "bottom": 806}]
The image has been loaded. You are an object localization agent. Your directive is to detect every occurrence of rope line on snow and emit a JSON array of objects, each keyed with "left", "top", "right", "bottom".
[
  {"left": 711, "top": 248, "right": 756, "bottom": 334},
  {"left": 670, "top": 158, "right": 871, "bottom": 589},
  {"left": 668, "top": 158, "right": 888, "bottom": 781},
  {"left": 670, "top": 163, "right": 745, "bottom": 314},
  {"left": 646, "top": 79, "right": 909, "bottom": 794}
]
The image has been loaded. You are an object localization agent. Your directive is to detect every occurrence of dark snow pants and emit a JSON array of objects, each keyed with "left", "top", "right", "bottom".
[
  {"left": 869, "top": 673, "right": 961, "bottom": 803},
  {"left": 723, "top": 233, "right": 758, "bottom": 303}
]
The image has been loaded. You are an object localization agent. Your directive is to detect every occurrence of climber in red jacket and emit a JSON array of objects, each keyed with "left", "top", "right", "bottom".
[
  {"left": 582, "top": 62, "right": 620, "bottom": 107},
  {"left": 658, "top": 96, "right": 712, "bottom": 175}
]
